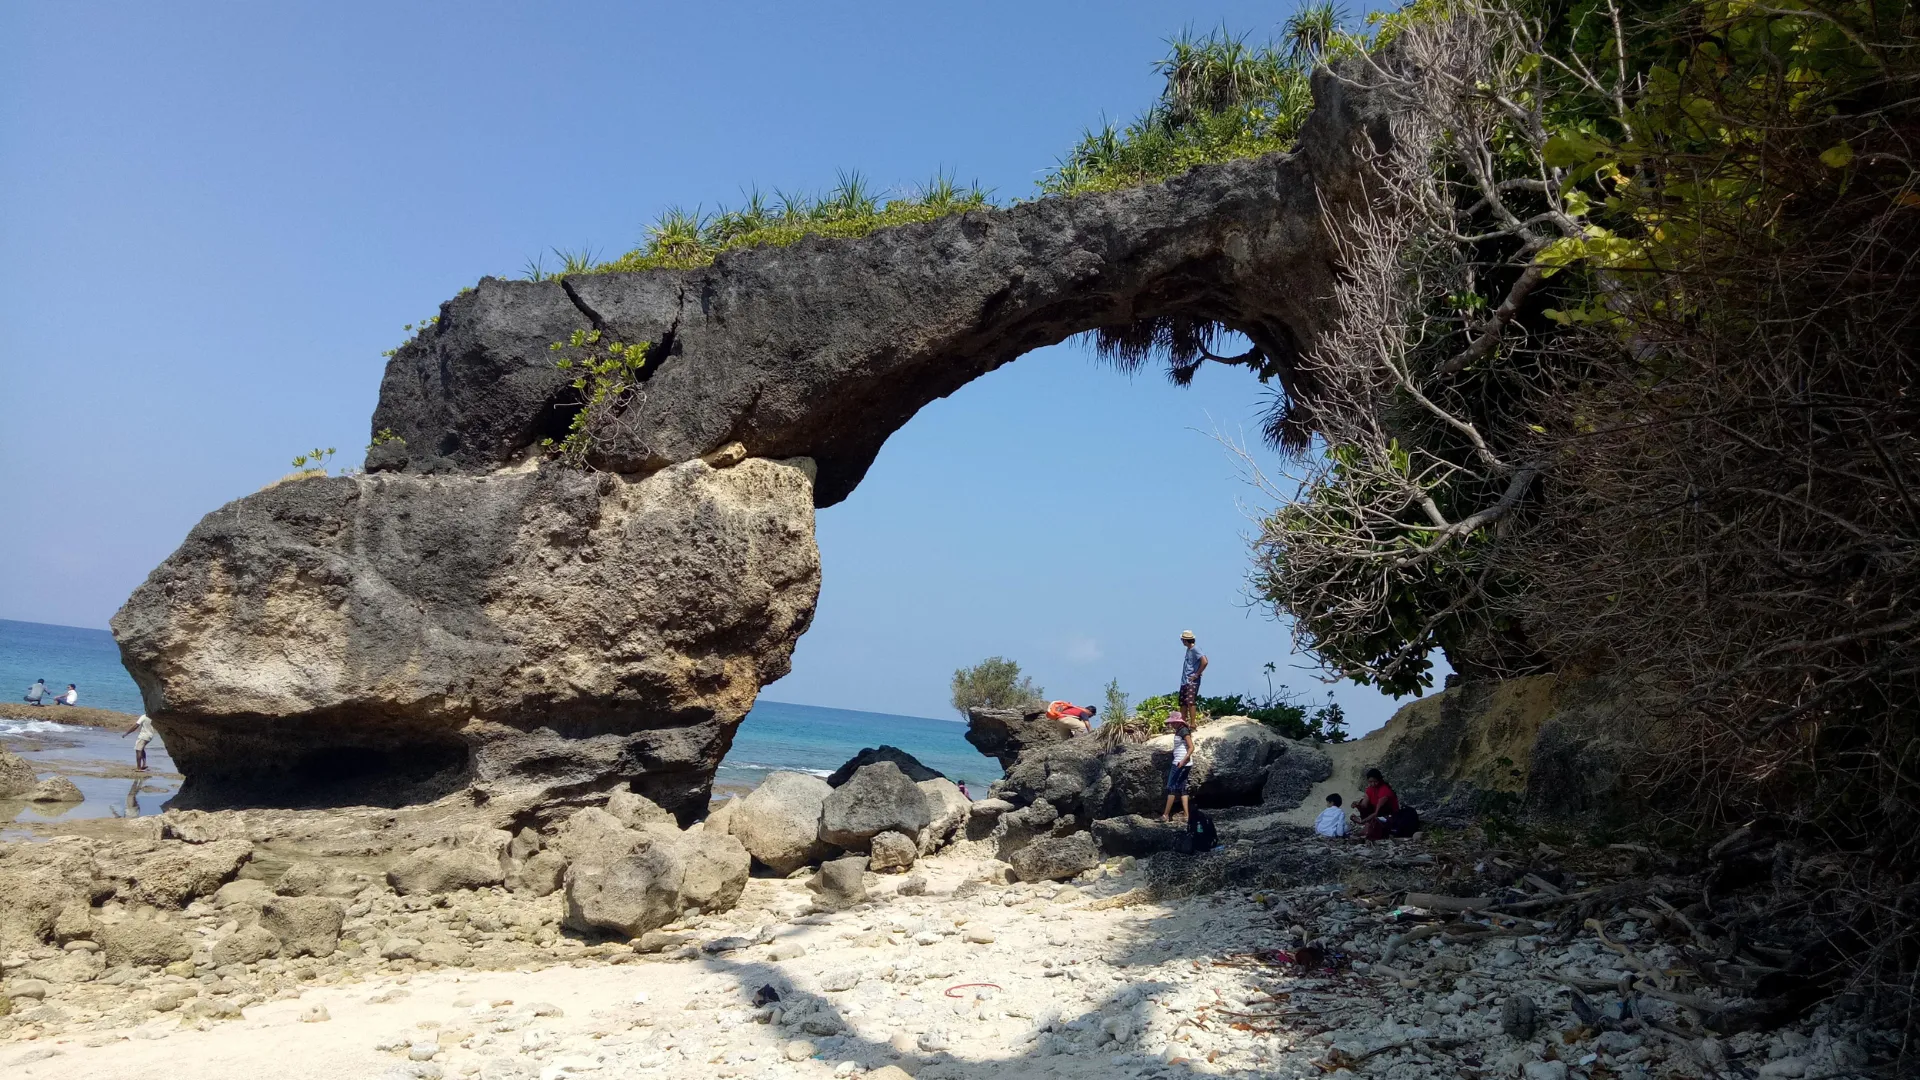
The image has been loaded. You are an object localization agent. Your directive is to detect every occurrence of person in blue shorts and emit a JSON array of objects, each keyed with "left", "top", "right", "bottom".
[{"left": 1159, "top": 713, "right": 1195, "bottom": 822}]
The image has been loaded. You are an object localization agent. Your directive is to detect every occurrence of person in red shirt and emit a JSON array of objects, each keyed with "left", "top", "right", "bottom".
[{"left": 1353, "top": 768, "right": 1400, "bottom": 841}]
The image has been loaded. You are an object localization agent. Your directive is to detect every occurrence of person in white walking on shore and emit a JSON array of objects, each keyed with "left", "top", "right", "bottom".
[{"left": 122, "top": 713, "right": 157, "bottom": 771}]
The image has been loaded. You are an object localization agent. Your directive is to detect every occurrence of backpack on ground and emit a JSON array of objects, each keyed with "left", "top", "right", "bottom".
[
  {"left": 1178, "top": 809, "right": 1218, "bottom": 854},
  {"left": 1388, "top": 805, "right": 1421, "bottom": 838}
]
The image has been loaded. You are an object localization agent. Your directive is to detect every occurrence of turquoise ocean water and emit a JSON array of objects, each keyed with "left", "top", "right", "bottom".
[{"left": 0, "top": 618, "right": 989, "bottom": 790}]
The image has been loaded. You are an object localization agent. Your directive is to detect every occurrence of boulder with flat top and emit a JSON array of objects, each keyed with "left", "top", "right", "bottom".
[{"left": 818, "top": 762, "right": 931, "bottom": 851}]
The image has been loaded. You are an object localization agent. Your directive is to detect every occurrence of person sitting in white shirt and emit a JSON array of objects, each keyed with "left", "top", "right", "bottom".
[{"left": 1314, "top": 792, "right": 1350, "bottom": 838}]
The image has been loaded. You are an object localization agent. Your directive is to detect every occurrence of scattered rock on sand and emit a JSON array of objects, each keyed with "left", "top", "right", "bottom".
[
  {"left": 510, "top": 849, "right": 567, "bottom": 897},
  {"left": 732, "top": 771, "right": 834, "bottom": 874},
  {"left": 388, "top": 845, "right": 504, "bottom": 895},
  {"left": 1009, "top": 830, "right": 1101, "bottom": 882},
  {"left": 51, "top": 899, "right": 94, "bottom": 944},
  {"left": 818, "top": 762, "right": 931, "bottom": 851},
  {"left": 260, "top": 895, "right": 344, "bottom": 957},
  {"left": 98, "top": 918, "right": 192, "bottom": 967},
  {"left": 0, "top": 749, "right": 37, "bottom": 797},
  {"left": 552, "top": 807, "right": 646, "bottom": 866},
  {"left": 807, "top": 855, "right": 870, "bottom": 910},
  {"left": 563, "top": 827, "right": 749, "bottom": 937},
  {"left": 633, "top": 929, "right": 693, "bottom": 954},
  {"left": 388, "top": 827, "right": 512, "bottom": 895},
  {"left": 867, "top": 830, "right": 917, "bottom": 872},
  {"left": 1502, "top": 994, "right": 1539, "bottom": 1038},
  {"left": 273, "top": 860, "right": 334, "bottom": 896},
  {"left": 211, "top": 923, "right": 280, "bottom": 965},
  {"left": 26, "top": 777, "right": 82, "bottom": 803},
  {"left": 212, "top": 878, "right": 275, "bottom": 909},
  {"left": 108, "top": 838, "right": 252, "bottom": 908},
  {"left": 1091, "top": 814, "right": 1187, "bottom": 857}
]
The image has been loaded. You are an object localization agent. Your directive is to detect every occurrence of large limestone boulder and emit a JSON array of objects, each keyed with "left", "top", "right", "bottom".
[
  {"left": 1189, "top": 717, "right": 1290, "bottom": 803},
  {"left": 731, "top": 771, "right": 834, "bottom": 875},
  {"left": 997, "top": 740, "right": 1108, "bottom": 817},
  {"left": 916, "top": 777, "right": 971, "bottom": 853},
  {"left": 100, "top": 839, "right": 252, "bottom": 909},
  {"left": 260, "top": 896, "right": 345, "bottom": 957},
  {"left": 112, "top": 457, "right": 820, "bottom": 816},
  {"left": 1262, "top": 738, "right": 1335, "bottom": 809},
  {"left": 993, "top": 719, "right": 1293, "bottom": 820},
  {"left": 0, "top": 749, "right": 38, "bottom": 797},
  {"left": 26, "top": 777, "right": 83, "bottom": 803},
  {"left": 562, "top": 826, "right": 750, "bottom": 937},
  {"left": 1009, "top": 831, "right": 1101, "bottom": 883},
  {"left": 98, "top": 919, "right": 193, "bottom": 967},
  {"left": 825, "top": 746, "right": 944, "bottom": 787},
  {"left": 818, "top": 762, "right": 932, "bottom": 851},
  {"left": 0, "top": 843, "right": 103, "bottom": 950}
]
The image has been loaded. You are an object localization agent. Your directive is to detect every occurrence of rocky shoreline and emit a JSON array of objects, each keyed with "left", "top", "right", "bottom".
[
  {"left": 0, "top": 702, "right": 137, "bottom": 732},
  {"left": 0, "top": 704, "right": 1904, "bottom": 1079}
]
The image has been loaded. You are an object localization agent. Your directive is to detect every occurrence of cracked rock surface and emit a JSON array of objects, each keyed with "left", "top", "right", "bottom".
[{"left": 112, "top": 458, "right": 818, "bottom": 813}]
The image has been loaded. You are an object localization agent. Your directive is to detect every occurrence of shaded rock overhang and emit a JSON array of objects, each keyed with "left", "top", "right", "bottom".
[{"left": 367, "top": 66, "right": 1391, "bottom": 507}]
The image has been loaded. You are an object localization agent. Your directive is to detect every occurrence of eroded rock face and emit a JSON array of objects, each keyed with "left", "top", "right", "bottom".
[
  {"left": 112, "top": 61, "right": 1397, "bottom": 814},
  {"left": 113, "top": 457, "right": 819, "bottom": 815},
  {"left": 363, "top": 65, "right": 1388, "bottom": 508}
]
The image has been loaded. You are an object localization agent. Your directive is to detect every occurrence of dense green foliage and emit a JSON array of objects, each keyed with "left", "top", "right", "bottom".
[
  {"left": 531, "top": 172, "right": 993, "bottom": 280},
  {"left": 1129, "top": 688, "right": 1348, "bottom": 741},
  {"left": 1039, "top": 12, "right": 1348, "bottom": 197},
  {"left": 949, "top": 656, "right": 1043, "bottom": 719},
  {"left": 1247, "top": 0, "right": 1920, "bottom": 1015},
  {"left": 520, "top": 13, "right": 1354, "bottom": 285}
]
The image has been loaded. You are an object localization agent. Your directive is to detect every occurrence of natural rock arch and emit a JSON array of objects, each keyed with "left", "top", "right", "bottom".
[{"left": 111, "top": 69, "right": 1391, "bottom": 816}]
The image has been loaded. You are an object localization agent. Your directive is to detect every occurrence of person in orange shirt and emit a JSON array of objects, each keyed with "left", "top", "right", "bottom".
[{"left": 1045, "top": 700, "right": 1097, "bottom": 734}]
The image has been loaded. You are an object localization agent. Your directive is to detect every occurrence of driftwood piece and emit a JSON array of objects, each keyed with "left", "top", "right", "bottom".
[{"left": 1405, "top": 892, "right": 1494, "bottom": 912}]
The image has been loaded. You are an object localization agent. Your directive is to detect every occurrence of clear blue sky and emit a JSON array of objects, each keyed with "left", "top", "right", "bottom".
[{"left": 0, "top": 1, "right": 1427, "bottom": 733}]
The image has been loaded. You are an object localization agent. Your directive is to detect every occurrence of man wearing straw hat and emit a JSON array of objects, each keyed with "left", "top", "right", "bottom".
[{"left": 1176, "top": 629, "right": 1208, "bottom": 724}]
